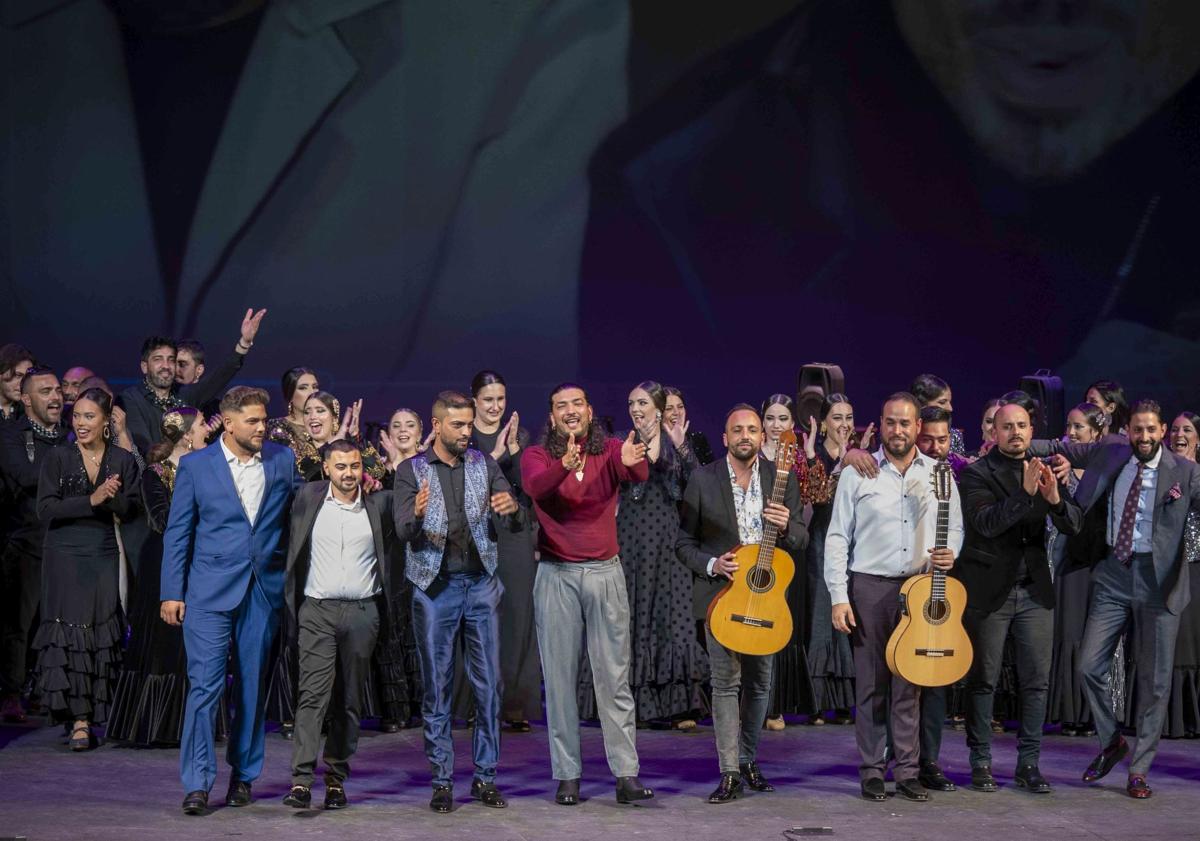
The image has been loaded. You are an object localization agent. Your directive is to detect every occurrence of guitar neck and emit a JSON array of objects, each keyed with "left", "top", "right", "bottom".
[
  {"left": 755, "top": 467, "right": 790, "bottom": 569},
  {"left": 930, "top": 495, "right": 949, "bottom": 596}
]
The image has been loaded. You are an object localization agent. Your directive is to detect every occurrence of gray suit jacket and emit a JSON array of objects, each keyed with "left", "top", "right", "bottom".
[
  {"left": 1029, "top": 439, "right": 1200, "bottom": 614},
  {"left": 2, "top": 0, "right": 627, "bottom": 404}
]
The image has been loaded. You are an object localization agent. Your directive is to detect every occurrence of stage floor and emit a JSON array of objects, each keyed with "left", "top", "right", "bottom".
[{"left": 1, "top": 716, "right": 1196, "bottom": 841}]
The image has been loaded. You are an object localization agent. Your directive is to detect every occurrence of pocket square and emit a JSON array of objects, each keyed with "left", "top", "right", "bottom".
[{"left": 1166, "top": 482, "right": 1183, "bottom": 502}]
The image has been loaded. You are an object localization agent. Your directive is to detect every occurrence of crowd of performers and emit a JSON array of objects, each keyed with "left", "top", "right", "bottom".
[{"left": 1, "top": 316, "right": 1198, "bottom": 813}]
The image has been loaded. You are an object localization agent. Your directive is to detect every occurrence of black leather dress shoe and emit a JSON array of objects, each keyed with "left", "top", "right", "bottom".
[
  {"left": 282, "top": 785, "right": 311, "bottom": 808},
  {"left": 708, "top": 773, "right": 744, "bottom": 804},
  {"left": 324, "top": 784, "right": 348, "bottom": 810},
  {"left": 506, "top": 719, "right": 532, "bottom": 733},
  {"left": 555, "top": 779, "right": 580, "bottom": 806},
  {"left": 1014, "top": 765, "right": 1051, "bottom": 794},
  {"left": 378, "top": 719, "right": 401, "bottom": 734},
  {"left": 1083, "top": 736, "right": 1129, "bottom": 782},
  {"left": 1127, "top": 774, "right": 1152, "bottom": 799},
  {"left": 225, "top": 780, "right": 252, "bottom": 807},
  {"left": 615, "top": 775, "right": 654, "bottom": 803},
  {"left": 471, "top": 778, "right": 508, "bottom": 808},
  {"left": 860, "top": 778, "right": 887, "bottom": 801},
  {"left": 182, "top": 790, "right": 208, "bottom": 816},
  {"left": 430, "top": 785, "right": 453, "bottom": 813},
  {"left": 739, "top": 761, "right": 775, "bottom": 792},
  {"left": 918, "top": 762, "right": 956, "bottom": 792},
  {"left": 970, "top": 765, "right": 998, "bottom": 792},
  {"left": 895, "top": 778, "right": 929, "bottom": 802},
  {"left": 280, "top": 721, "right": 295, "bottom": 741}
]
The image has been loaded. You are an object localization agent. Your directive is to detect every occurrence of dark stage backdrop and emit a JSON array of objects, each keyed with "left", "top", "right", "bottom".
[{"left": 4, "top": 1, "right": 1199, "bottom": 443}]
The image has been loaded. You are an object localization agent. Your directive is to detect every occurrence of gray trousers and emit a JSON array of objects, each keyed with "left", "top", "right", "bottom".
[
  {"left": 290, "top": 598, "right": 379, "bottom": 787},
  {"left": 964, "top": 585, "right": 1053, "bottom": 769},
  {"left": 1082, "top": 552, "right": 1181, "bottom": 775},
  {"left": 533, "top": 557, "right": 639, "bottom": 780},
  {"left": 849, "top": 572, "right": 920, "bottom": 782},
  {"left": 705, "top": 627, "right": 772, "bottom": 774}
]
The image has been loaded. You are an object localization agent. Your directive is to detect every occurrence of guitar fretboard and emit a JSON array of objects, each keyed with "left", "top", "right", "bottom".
[
  {"left": 755, "top": 468, "right": 790, "bottom": 571},
  {"left": 930, "top": 492, "right": 949, "bottom": 600}
]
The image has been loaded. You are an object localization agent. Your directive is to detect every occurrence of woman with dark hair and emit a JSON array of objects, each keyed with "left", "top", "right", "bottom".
[
  {"left": 297, "top": 391, "right": 385, "bottom": 483},
  {"left": 1085, "top": 379, "right": 1130, "bottom": 437},
  {"left": 267, "top": 367, "right": 321, "bottom": 472},
  {"left": 758, "top": 394, "right": 815, "bottom": 731},
  {"left": 462, "top": 370, "right": 543, "bottom": 731},
  {"left": 910, "top": 373, "right": 967, "bottom": 455},
  {"left": 1164, "top": 411, "right": 1200, "bottom": 737},
  {"left": 1046, "top": 402, "right": 1107, "bottom": 737},
  {"left": 663, "top": 386, "right": 714, "bottom": 465},
  {"left": 605, "top": 380, "right": 707, "bottom": 730},
  {"left": 975, "top": 398, "right": 1003, "bottom": 456},
  {"left": 33, "top": 387, "right": 140, "bottom": 749},
  {"left": 797, "top": 393, "right": 860, "bottom": 726},
  {"left": 108, "top": 407, "right": 225, "bottom": 746}
]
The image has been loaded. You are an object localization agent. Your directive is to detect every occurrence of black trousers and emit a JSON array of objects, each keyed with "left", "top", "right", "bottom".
[
  {"left": 0, "top": 544, "right": 41, "bottom": 696},
  {"left": 290, "top": 598, "right": 380, "bottom": 786}
]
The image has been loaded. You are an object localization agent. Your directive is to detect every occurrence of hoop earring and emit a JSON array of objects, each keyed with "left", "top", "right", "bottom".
[{"left": 103, "top": 424, "right": 112, "bottom": 440}]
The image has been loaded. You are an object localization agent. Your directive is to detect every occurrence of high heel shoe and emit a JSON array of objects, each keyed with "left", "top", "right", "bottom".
[{"left": 69, "top": 721, "right": 96, "bottom": 751}]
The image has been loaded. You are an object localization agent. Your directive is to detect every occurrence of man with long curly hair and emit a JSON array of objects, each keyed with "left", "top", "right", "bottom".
[{"left": 521, "top": 383, "right": 652, "bottom": 806}]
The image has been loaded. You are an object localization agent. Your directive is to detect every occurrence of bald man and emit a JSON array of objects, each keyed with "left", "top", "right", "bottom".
[{"left": 955, "top": 403, "right": 1082, "bottom": 794}]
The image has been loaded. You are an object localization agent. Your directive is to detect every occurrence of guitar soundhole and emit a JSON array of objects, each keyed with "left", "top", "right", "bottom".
[
  {"left": 746, "top": 567, "right": 775, "bottom": 593},
  {"left": 923, "top": 598, "right": 949, "bottom": 625}
]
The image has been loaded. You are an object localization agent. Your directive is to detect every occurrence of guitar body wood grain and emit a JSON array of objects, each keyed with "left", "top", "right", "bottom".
[
  {"left": 886, "top": 572, "right": 973, "bottom": 687},
  {"left": 707, "top": 544, "right": 795, "bottom": 656}
]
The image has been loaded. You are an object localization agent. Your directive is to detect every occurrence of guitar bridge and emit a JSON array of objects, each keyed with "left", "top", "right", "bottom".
[
  {"left": 730, "top": 614, "right": 775, "bottom": 629},
  {"left": 914, "top": 649, "right": 954, "bottom": 657}
]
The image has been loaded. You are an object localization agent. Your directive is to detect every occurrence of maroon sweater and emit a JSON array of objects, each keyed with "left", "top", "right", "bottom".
[{"left": 522, "top": 436, "right": 648, "bottom": 561}]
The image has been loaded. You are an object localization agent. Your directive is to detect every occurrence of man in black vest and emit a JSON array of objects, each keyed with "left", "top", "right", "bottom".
[
  {"left": 0, "top": 367, "right": 69, "bottom": 721},
  {"left": 957, "top": 403, "right": 1082, "bottom": 794}
]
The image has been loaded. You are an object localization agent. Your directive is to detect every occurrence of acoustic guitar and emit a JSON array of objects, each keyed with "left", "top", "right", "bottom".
[
  {"left": 885, "top": 459, "right": 973, "bottom": 687},
  {"left": 707, "top": 430, "right": 798, "bottom": 656}
]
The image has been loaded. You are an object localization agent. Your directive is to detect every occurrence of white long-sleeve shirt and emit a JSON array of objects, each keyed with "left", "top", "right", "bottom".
[{"left": 824, "top": 449, "right": 963, "bottom": 605}]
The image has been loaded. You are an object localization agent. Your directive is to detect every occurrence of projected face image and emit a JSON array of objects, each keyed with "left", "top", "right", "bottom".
[{"left": 892, "top": 0, "right": 1200, "bottom": 179}]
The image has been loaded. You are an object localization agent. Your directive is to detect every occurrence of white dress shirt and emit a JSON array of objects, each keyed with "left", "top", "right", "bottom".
[
  {"left": 824, "top": 449, "right": 964, "bottom": 605},
  {"left": 220, "top": 436, "right": 265, "bottom": 524},
  {"left": 1109, "top": 447, "right": 1161, "bottom": 554},
  {"left": 305, "top": 487, "right": 381, "bottom": 600}
]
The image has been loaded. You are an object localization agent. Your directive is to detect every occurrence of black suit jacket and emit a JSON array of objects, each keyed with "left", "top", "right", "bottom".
[
  {"left": 676, "top": 456, "right": 808, "bottom": 620},
  {"left": 117, "top": 350, "right": 244, "bottom": 456},
  {"left": 284, "top": 481, "right": 395, "bottom": 642},
  {"left": 956, "top": 448, "right": 1083, "bottom": 614}
]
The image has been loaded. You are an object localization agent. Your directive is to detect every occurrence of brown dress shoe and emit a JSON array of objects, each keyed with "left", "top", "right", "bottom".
[{"left": 1126, "top": 774, "right": 1152, "bottom": 799}]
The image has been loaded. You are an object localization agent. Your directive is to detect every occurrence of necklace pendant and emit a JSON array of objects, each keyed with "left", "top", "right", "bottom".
[{"left": 574, "top": 469, "right": 584, "bottom": 482}]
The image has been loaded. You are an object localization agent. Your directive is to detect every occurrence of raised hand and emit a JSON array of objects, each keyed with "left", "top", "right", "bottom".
[
  {"left": 491, "top": 414, "right": 514, "bottom": 460},
  {"left": 419, "top": 430, "right": 435, "bottom": 453},
  {"left": 348, "top": 399, "right": 363, "bottom": 439},
  {"left": 844, "top": 448, "right": 879, "bottom": 478},
  {"left": 378, "top": 429, "right": 400, "bottom": 466},
  {"left": 858, "top": 422, "right": 875, "bottom": 452},
  {"left": 414, "top": 480, "right": 430, "bottom": 518},
  {"left": 490, "top": 491, "right": 519, "bottom": 516},
  {"left": 111, "top": 405, "right": 128, "bottom": 435},
  {"left": 621, "top": 430, "right": 647, "bottom": 467},
  {"left": 1037, "top": 461, "right": 1061, "bottom": 505},
  {"left": 804, "top": 416, "right": 818, "bottom": 459},
  {"left": 333, "top": 408, "right": 353, "bottom": 442},
  {"left": 506, "top": 412, "right": 522, "bottom": 454},
  {"left": 239, "top": 308, "right": 267, "bottom": 348},
  {"left": 1022, "top": 457, "right": 1043, "bottom": 496},
  {"left": 362, "top": 473, "right": 383, "bottom": 495},
  {"left": 665, "top": 415, "right": 688, "bottom": 449},
  {"left": 561, "top": 432, "right": 582, "bottom": 471},
  {"left": 205, "top": 414, "right": 224, "bottom": 435}
]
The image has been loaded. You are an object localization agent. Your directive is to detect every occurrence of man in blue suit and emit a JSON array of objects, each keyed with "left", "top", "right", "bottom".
[{"left": 161, "top": 385, "right": 302, "bottom": 815}]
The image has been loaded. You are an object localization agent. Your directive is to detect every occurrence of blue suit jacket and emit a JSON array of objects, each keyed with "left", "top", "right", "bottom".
[{"left": 161, "top": 440, "right": 301, "bottom": 612}]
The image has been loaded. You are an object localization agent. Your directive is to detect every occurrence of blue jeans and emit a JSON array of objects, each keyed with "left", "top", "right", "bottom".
[{"left": 412, "top": 572, "right": 503, "bottom": 788}]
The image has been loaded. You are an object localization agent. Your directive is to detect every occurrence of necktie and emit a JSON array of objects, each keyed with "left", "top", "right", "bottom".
[{"left": 1114, "top": 462, "right": 1145, "bottom": 564}]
